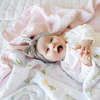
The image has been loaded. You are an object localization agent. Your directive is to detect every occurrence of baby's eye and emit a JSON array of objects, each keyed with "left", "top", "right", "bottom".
[
  {"left": 50, "top": 38, "right": 53, "bottom": 42},
  {"left": 47, "top": 48, "right": 49, "bottom": 53}
]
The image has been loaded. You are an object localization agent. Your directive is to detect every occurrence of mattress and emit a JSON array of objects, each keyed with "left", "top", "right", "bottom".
[{"left": 0, "top": 0, "right": 90, "bottom": 55}]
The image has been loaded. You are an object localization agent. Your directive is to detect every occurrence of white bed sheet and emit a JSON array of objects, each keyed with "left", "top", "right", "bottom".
[{"left": 0, "top": 0, "right": 90, "bottom": 55}]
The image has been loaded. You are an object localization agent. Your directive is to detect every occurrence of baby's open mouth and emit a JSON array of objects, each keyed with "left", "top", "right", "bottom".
[{"left": 57, "top": 45, "right": 63, "bottom": 53}]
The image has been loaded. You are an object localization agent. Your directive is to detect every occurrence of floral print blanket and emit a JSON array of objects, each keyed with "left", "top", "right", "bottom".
[{"left": 1, "top": 0, "right": 100, "bottom": 100}]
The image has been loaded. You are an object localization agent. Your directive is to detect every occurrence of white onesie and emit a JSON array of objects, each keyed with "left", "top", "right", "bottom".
[{"left": 61, "top": 24, "right": 100, "bottom": 83}]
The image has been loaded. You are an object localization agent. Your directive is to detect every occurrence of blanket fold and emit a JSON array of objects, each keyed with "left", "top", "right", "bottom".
[{"left": 1, "top": 0, "right": 100, "bottom": 100}]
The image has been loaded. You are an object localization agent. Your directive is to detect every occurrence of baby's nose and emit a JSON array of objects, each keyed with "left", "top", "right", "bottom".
[{"left": 51, "top": 43, "right": 56, "bottom": 49}]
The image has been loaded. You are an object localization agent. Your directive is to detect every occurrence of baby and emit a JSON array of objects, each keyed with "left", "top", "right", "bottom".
[{"left": 23, "top": 24, "right": 100, "bottom": 83}]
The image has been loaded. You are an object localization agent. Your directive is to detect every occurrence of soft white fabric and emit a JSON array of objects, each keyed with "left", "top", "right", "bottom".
[
  {"left": 0, "top": 59, "right": 85, "bottom": 100},
  {"left": 61, "top": 24, "right": 100, "bottom": 83},
  {"left": 1, "top": 52, "right": 100, "bottom": 100}
]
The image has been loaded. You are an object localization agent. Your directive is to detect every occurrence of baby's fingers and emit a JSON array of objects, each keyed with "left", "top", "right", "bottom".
[
  {"left": 85, "top": 53, "right": 92, "bottom": 61},
  {"left": 88, "top": 47, "right": 91, "bottom": 53},
  {"left": 84, "top": 46, "right": 91, "bottom": 54},
  {"left": 80, "top": 45, "right": 85, "bottom": 55},
  {"left": 84, "top": 46, "right": 89, "bottom": 54},
  {"left": 87, "top": 55, "right": 92, "bottom": 60},
  {"left": 87, "top": 55, "right": 92, "bottom": 66},
  {"left": 74, "top": 44, "right": 81, "bottom": 50}
]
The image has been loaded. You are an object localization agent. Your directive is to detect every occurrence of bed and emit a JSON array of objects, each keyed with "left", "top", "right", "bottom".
[{"left": 1, "top": 0, "right": 100, "bottom": 100}]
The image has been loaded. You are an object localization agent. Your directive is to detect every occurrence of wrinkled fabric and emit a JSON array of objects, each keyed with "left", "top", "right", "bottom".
[{"left": 1, "top": 0, "right": 100, "bottom": 100}]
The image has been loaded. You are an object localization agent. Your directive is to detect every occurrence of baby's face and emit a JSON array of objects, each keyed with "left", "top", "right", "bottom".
[{"left": 36, "top": 35, "right": 66, "bottom": 62}]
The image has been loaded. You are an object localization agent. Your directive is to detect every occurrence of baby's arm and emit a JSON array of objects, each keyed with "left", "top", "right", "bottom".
[
  {"left": 64, "top": 24, "right": 95, "bottom": 43},
  {"left": 74, "top": 24, "right": 95, "bottom": 55},
  {"left": 80, "top": 52, "right": 93, "bottom": 80},
  {"left": 64, "top": 24, "right": 95, "bottom": 55}
]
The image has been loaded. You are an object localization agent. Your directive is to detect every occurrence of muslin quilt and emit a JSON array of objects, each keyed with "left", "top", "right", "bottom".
[{"left": 0, "top": 0, "right": 100, "bottom": 100}]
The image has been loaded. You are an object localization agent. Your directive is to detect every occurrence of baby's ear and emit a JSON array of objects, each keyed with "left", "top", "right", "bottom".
[
  {"left": 30, "top": 35, "right": 35, "bottom": 39},
  {"left": 34, "top": 56, "right": 37, "bottom": 59}
]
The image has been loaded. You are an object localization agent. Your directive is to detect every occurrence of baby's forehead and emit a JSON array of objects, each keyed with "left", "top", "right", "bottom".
[
  {"left": 39, "top": 35, "right": 53, "bottom": 41},
  {"left": 36, "top": 35, "right": 53, "bottom": 48},
  {"left": 36, "top": 36, "right": 49, "bottom": 52},
  {"left": 43, "top": 35, "right": 53, "bottom": 38}
]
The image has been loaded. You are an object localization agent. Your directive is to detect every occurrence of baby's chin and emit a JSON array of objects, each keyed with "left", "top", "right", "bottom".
[{"left": 50, "top": 56, "right": 65, "bottom": 62}]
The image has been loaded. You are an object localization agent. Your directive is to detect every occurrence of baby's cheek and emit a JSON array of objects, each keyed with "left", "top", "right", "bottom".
[
  {"left": 57, "top": 37, "right": 64, "bottom": 42},
  {"left": 57, "top": 38, "right": 62, "bottom": 42},
  {"left": 53, "top": 54, "right": 62, "bottom": 61},
  {"left": 46, "top": 52, "right": 56, "bottom": 61}
]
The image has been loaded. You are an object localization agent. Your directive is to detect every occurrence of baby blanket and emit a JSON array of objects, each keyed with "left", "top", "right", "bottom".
[{"left": 0, "top": 0, "right": 100, "bottom": 100}]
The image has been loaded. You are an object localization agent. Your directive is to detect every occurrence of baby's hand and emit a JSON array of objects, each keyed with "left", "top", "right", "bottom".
[
  {"left": 79, "top": 53, "right": 92, "bottom": 67},
  {"left": 74, "top": 44, "right": 91, "bottom": 56},
  {"left": 74, "top": 39, "right": 93, "bottom": 55}
]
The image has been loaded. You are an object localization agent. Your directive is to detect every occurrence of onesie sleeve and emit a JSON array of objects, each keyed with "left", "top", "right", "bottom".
[
  {"left": 81, "top": 63, "right": 92, "bottom": 81},
  {"left": 64, "top": 24, "right": 95, "bottom": 44},
  {"left": 80, "top": 59, "right": 100, "bottom": 81},
  {"left": 80, "top": 24, "right": 95, "bottom": 43},
  {"left": 61, "top": 60, "right": 97, "bottom": 83}
]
